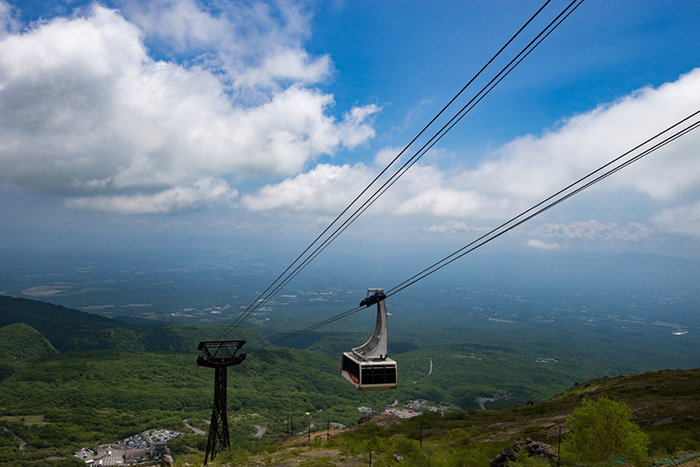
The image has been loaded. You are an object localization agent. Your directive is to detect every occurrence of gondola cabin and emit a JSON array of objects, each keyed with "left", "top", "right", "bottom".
[
  {"left": 340, "top": 288, "right": 398, "bottom": 391},
  {"left": 341, "top": 352, "right": 397, "bottom": 391}
]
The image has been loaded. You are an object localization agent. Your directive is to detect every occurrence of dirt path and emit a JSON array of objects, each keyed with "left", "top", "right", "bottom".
[{"left": 666, "top": 455, "right": 700, "bottom": 466}]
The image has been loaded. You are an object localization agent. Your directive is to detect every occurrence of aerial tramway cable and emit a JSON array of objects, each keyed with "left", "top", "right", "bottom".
[
  {"left": 283, "top": 0, "right": 585, "bottom": 274},
  {"left": 218, "top": 0, "right": 581, "bottom": 340},
  {"left": 266, "top": 109, "right": 700, "bottom": 347},
  {"left": 217, "top": 0, "right": 559, "bottom": 338},
  {"left": 386, "top": 110, "right": 700, "bottom": 297}
]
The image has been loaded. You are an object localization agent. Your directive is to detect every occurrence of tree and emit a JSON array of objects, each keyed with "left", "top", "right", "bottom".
[{"left": 561, "top": 397, "right": 649, "bottom": 466}]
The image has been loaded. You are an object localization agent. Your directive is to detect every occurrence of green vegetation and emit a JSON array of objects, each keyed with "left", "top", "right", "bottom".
[
  {"left": 0, "top": 295, "right": 698, "bottom": 466},
  {"left": 0, "top": 323, "right": 57, "bottom": 381},
  {"left": 0, "top": 296, "right": 267, "bottom": 353},
  {"left": 561, "top": 397, "right": 649, "bottom": 466},
  {"left": 173, "top": 369, "right": 698, "bottom": 466},
  {"left": 0, "top": 345, "right": 393, "bottom": 464}
]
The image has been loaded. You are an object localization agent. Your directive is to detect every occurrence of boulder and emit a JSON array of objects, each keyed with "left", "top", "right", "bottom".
[{"left": 490, "top": 438, "right": 555, "bottom": 467}]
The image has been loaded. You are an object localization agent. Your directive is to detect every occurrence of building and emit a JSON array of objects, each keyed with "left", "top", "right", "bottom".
[{"left": 124, "top": 448, "right": 149, "bottom": 464}]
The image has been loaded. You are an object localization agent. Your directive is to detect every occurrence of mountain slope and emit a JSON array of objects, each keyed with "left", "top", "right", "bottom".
[
  {"left": 0, "top": 295, "right": 265, "bottom": 352},
  {"left": 0, "top": 295, "right": 133, "bottom": 352},
  {"left": 0, "top": 323, "right": 57, "bottom": 381},
  {"left": 197, "top": 367, "right": 700, "bottom": 467}
]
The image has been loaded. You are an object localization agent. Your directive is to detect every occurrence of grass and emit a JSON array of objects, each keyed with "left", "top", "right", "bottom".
[{"left": 0, "top": 415, "right": 49, "bottom": 426}]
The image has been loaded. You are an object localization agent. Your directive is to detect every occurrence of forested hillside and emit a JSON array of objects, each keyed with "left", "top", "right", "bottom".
[
  {"left": 0, "top": 323, "right": 57, "bottom": 381},
  {"left": 0, "top": 295, "right": 265, "bottom": 353}
]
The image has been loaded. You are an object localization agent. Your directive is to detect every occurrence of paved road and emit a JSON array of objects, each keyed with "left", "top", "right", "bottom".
[
  {"left": 94, "top": 445, "right": 125, "bottom": 466},
  {"left": 477, "top": 397, "right": 495, "bottom": 410},
  {"left": 183, "top": 419, "right": 206, "bottom": 435},
  {"left": 1, "top": 425, "right": 25, "bottom": 450}
]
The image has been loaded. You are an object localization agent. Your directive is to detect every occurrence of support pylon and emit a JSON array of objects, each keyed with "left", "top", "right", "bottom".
[{"left": 196, "top": 340, "right": 246, "bottom": 465}]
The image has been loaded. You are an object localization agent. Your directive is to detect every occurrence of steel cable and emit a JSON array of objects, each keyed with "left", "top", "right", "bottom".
[
  {"left": 267, "top": 109, "right": 700, "bottom": 347},
  {"left": 219, "top": 0, "right": 578, "bottom": 339}
]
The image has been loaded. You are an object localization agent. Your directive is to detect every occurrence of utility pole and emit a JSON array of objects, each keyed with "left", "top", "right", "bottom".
[
  {"left": 196, "top": 340, "right": 246, "bottom": 465},
  {"left": 557, "top": 426, "right": 561, "bottom": 467},
  {"left": 420, "top": 421, "right": 423, "bottom": 449}
]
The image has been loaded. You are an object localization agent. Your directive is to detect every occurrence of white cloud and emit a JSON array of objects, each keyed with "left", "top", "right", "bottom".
[
  {"left": 374, "top": 146, "right": 403, "bottom": 166},
  {"left": 336, "top": 104, "right": 380, "bottom": 147},
  {"left": 394, "top": 187, "right": 486, "bottom": 217},
  {"left": 241, "top": 163, "right": 371, "bottom": 214},
  {"left": 0, "top": 0, "right": 19, "bottom": 40},
  {"left": 425, "top": 220, "right": 488, "bottom": 235},
  {"left": 217, "top": 67, "right": 700, "bottom": 248},
  {"left": 531, "top": 220, "right": 654, "bottom": 242},
  {"left": 652, "top": 202, "right": 700, "bottom": 237},
  {"left": 120, "top": 0, "right": 232, "bottom": 51},
  {"left": 235, "top": 48, "right": 332, "bottom": 89},
  {"left": 526, "top": 239, "right": 563, "bottom": 250},
  {"left": 119, "top": 0, "right": 330, "bottom": 93},
  {"left": 386, "top": 165, "right": 520, "bottom": 219},
  {"left": 2, "top": 0, "right": 698, "bottom": 235},
  {"left": 461, "top": 68, "right": 700, "bottom": 204},
  {"left": 0, "top": 3, "right": 378, "bottom": 212},
  {"left": 367, "top": 69, "right": 700, "bottom": 224},
  {"left": 65, "top": 178, "right": 236, "bottom": 214}
]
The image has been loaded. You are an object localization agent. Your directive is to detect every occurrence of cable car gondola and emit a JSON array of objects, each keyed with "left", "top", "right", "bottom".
[{"left": 341, "top": 288, "right": 397, "bottom": 391}]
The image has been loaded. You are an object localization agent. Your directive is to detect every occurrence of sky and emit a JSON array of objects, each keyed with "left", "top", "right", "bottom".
[{"left": 1, "top": 0, "right": 700, "bottom": 262}]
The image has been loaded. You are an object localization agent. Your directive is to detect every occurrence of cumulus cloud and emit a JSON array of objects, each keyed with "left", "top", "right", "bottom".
[
  {"left": 243, "top": 69, "right": 700, "bottom": 228},
  {"left": 460, "top": 68, "right": 700, "bottom": 204},
  {"left": 375, "top": 69, "right": 700, "bottom": 224},
  {"left": 652, "top": 202, "right": 700, "bottom": 237},
  {"left": 0, "top": 1, "right": 18, "bottom": 39},
  {"left": 241, "top": 163, "right": 372, "bottom": 214},
  {"left": 120, "top": 0, "right": 233, "bottom": 51},
  {"left": 531, "top": 220, "right": 654, "bottom": 242},
  {"left": 526, "top": 239, "right": 563, "bottom": 250},
  {"left": 235, "top": 48, "right": 332, "bottom": 90},
  {"left": 425, "top": 220, "right": 489, "bottom": 235},
  {"left": 65, "top": 178, "right": 236, "bottom": 214},
  {"left": 120, "top": 0, "right": 330, "bottom": 93},
  {"left": 374, "top": 146, "right": 404, "bottom": 166},
  {"left": 0, "top": 3, "right": 378, "bottom": 214},
  {"left": 395, "top": 188, "right": 488, "bottom": 217},
  {"left": 2, "top": 0, "right": 698, "bottom": 233}
]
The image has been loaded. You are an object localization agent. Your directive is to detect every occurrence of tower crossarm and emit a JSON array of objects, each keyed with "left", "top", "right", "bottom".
[{"left": 197, "top": 340, "right": 247, "bottom": 368}]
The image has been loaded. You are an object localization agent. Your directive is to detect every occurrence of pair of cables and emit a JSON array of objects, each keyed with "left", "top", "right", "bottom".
[
  {"left": 218, "top": 0, "right": 584, "bottom": 341},
  {"left": 269, "top": 109, "right": 700, "bottom": 346}
]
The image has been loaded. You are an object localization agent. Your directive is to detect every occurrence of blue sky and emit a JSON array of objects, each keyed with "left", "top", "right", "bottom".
[{"left": 1, "top": 0, "right": 700, "bottom": 261}]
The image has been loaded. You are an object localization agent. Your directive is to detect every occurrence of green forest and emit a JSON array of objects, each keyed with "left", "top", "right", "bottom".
[{"left": 0, "top": 295, "right": 699, "bottom": 466}]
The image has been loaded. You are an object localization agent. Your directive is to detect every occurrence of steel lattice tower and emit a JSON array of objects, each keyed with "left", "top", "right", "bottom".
[{"left": 196, "top": 340, "right": 246, "bottom": 465}]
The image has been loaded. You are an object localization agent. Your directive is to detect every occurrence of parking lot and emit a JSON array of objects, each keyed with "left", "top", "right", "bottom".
[
  {"left": 119, "top": 435, "right": 148, "bottom": 450},
  {"left": 74, "top": 429, "right": 181, "bottom": 465}
]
